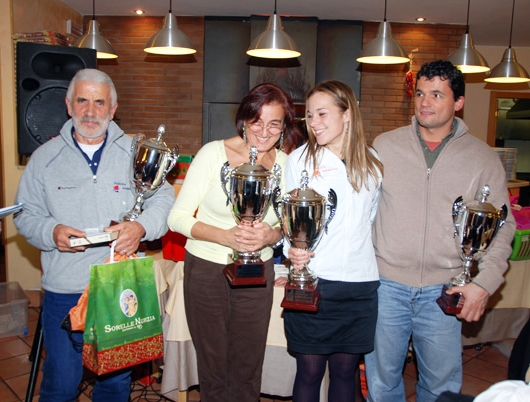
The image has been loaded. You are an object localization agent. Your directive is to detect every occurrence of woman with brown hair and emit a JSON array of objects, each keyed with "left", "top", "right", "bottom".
[{"left": 167, "top": 83, "right": 302, "bottom": 401}]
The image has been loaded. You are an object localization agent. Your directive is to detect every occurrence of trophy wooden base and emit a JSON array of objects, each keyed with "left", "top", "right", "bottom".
[
  {"left": 281, "top": 281, "right": 321, "bottom": 312},
  {"left": 436, "top": 285, "right": 464, "bottom": 315},
  {"left": 223, "top": 261, "right": 267, "bottom": 286}
]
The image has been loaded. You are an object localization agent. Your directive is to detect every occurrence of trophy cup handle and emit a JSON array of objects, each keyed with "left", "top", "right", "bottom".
[
  {"left": 271, "top": 163, "right": 282, "bottom": 188},
  {"left": 452, "top": 196, "right": 464, "bottom": 237},
  {"left": 220, "top": 161, "right": 231, "bottom": 205},
  {"left": 499, "top": 204, "right": 508, "bottom": 228},
  {"left": 324, "top": 189, "right": 338, "bottom": 234},
  {"left": 165, "top": 145, "right": 179, "bottom": 176},
  {"left": 131, "top": 133, "right": 144, "bottom": 152},
  {"left": 272, "top": 187, "right": 283, "bottom": 223}
]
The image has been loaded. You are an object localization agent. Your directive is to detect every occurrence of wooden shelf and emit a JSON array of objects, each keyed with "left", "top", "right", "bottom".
[{"left": 508, "top": 179, "right": 530, "bottom": 189}]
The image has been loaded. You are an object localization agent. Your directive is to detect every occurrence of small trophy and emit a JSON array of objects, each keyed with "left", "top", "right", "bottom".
[
  {"left": 123, "top": 125, "right": 179, "bottom": 222},
  {"left": 274, "top": 170, "right": 337, "bottom": 311},
  {"left": 436, "top": 185, "right": 507, "bottom": 314},
  {"left": 220, "top": 146, "right": 281, "bottom": 286}
]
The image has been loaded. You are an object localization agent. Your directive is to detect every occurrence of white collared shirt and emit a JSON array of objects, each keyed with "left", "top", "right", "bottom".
[{"left": 282, "top": 145, "right": 381, "bottom": 282}]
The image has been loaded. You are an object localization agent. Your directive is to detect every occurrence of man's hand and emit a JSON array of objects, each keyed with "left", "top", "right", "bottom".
[
  {"left": 53, "top": 224, "right": 87, "bottom": 253},
  {"left": 105, "top": 221, "right": 145, "bottom": 257},
  {"left": 446, "top": 282, "right": 490, "bottom": 322}
]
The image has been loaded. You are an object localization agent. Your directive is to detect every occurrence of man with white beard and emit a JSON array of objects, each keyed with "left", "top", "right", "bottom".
[{"left": 14, "top": 69, "right": 174, "bottom": 401}]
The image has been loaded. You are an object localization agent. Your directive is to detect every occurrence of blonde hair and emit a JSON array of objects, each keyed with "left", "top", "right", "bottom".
[{"left": 304, "top": 80, "right": 383, "bottom": 192}]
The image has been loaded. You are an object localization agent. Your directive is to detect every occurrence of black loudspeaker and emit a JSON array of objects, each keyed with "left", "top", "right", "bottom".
[{"left": 16, "top": 42, "right": 97, "bottom": 156}]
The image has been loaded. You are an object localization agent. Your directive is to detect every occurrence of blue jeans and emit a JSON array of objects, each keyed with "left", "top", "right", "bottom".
[
  {"left": 365, "top": 277, "right": 462, "bottom": 402},
  {"left": 39, "top": 290, "right": 132, "bottom": 402}
]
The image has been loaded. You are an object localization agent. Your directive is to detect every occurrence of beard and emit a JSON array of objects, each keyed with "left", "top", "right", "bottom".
[{"left": 72, "top": 114, "right": 111, "bottom": 140}]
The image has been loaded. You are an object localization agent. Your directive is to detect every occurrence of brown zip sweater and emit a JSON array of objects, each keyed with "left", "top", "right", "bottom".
[{"left": 372, "top": 116, "right": 515, "bottom": 295}]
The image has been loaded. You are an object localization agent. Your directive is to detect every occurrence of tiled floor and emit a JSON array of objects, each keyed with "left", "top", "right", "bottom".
[{"left": 0, "top": 306, "right": 513, "bottom": 402}]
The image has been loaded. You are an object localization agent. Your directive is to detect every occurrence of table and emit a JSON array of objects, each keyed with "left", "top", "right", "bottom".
[
  {"left": 153, "top": 254, "right": 530, "bottom": 400},
  {"left": 461, "top": 259, "right": 530, "bottom": 346},
  {"left": 152, "top": 256, "right": 329, "bottom": 402}
]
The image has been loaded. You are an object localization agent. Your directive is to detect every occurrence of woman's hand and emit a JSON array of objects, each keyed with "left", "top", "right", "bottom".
[
  {"left": 288, "top": 248, "right": 314, "bottom": 271},
  {"left": 274, "top": 276, "right": 289, "bottom": 286},
  {"left": 190, "top": 221, "right": 276, "bottom": 253},
  {"left": 234, "top": 221, "right": 279, "bottom": 252},
  {"left": 223, "top": 225, "right": 246, "bottom": 252}
]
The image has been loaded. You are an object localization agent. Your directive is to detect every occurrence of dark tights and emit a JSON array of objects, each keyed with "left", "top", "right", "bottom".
[{"left": 292, "top": 352, "right": 360, "bottom": 402}]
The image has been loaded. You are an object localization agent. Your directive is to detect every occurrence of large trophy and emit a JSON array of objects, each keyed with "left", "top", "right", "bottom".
[
  {"left": 220, "top": 146, "right": 281, "bottom": 286},
  {"left": 123, "top": 125, "right": 179, "bottom": 222},
  {"left": 274, "top": 170, "right": 337, "bottom": 311},
  {"left": 436, "top": 185, "right": 507, "bottom": 314}
]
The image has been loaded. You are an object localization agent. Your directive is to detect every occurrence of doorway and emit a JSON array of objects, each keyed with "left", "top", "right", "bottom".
[{"left": 488, "top": 92, "right": 530, "bottom": 172}]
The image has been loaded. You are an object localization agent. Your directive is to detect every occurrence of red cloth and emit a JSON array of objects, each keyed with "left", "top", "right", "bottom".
[
  {"left": 162, "top": 230, "right": 187, "bottom": 261},
  {"left": 512, "top": 208, "right": 530, "bottom": 230}
]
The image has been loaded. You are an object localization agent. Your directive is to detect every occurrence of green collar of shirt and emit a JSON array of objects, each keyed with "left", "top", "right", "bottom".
[{"left": 416, "top": 119, "right": 458, "bottom": 169}]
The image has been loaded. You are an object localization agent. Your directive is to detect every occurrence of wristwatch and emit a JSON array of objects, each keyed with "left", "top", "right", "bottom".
[{"left": 269, "top": 236, "right": 284, "bottom": 249}]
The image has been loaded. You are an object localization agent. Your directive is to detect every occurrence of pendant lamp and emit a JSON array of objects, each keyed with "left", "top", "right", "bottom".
[
  {"left": 484, "top": 0, "right": 529, "bottom": 83},
  {"left": 446, "top": 0, "right": 489, "bottom": 73},
  {"left": 246, "top": 0, "right": 301, "bottom": 59},
  {"left": 144, "top": 0, "right": 196, "bottom": 55},
  {"left": 356, "top": 0, "right": 409, "bottom": 65},
  {"left": 73, "top": 0, "right": 117, "bottom": 59}
]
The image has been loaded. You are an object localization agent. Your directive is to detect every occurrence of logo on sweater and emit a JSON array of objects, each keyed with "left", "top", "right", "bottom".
[
  {"left": 113, "top": 181, "right": 127, "bottom": 192},
  {"left": 313, "top": 164, "right": 337, "bottom": 178}
]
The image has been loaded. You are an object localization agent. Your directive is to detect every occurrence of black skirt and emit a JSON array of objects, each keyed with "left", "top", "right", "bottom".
[{"left": 284, "top": 279, "right": 379, "bottom": 355}]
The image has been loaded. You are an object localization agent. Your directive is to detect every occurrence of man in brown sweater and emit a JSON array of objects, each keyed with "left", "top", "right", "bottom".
[{"left": 365, "top": 60, "right": 516, "bottom": 402}]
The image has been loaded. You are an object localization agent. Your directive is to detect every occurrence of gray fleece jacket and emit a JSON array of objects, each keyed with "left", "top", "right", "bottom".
[
  {"left": 372, "top": 116, "right": 516, "bottom": 295},
  {"left": 14, "top": 119, "right": 175, "bottom": 294}
]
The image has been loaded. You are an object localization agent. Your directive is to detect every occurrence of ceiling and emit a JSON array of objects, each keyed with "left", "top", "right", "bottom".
[{"left": 59, "top": 0, "right": 530, "bottom": 47}]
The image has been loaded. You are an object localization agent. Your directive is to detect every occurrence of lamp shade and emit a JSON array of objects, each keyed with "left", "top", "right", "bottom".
[
  {"left": 73, "top": 19, "right": 117, "bottom": 59},
  {"left": 485, "top": 48, "right": 530, "bottom": 83},
  {"left": 356, "top": 21, "right": 409, "bottom": 64},
  {"left": 144, "top": 12, "right": 196, "bottom": 55},
  {"left": 246, "top": 13, "right": 301, "bottom": 59},
  {"left": 446, "top": 33, "right": 490, "bottom": 73}
]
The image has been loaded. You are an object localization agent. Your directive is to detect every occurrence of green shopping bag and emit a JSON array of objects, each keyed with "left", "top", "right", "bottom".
[{"left": 82, "top": 255, "right": 164, "bottom": 375}]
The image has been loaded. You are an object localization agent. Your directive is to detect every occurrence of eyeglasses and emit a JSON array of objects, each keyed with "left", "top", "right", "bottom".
[{"left": 246, "top": 121, "right": 283, "bottom": 136}]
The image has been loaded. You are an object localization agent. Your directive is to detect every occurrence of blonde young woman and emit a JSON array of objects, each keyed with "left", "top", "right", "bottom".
[{"left": 283, "top": 80, "right": 383, "bottom": 402}]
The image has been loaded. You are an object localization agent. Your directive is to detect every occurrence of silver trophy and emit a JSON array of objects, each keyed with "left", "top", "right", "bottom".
[
  {"left": 220, "top": 146, "right": 281, "bottom": 286},
  {"left": 437, "top": 185, "right": 507, "bottom": 314},
  {"left": 123, "top": 125, "right": 179, "bottom": 222},
  {"left": 274, "top": 170, "right": 337, "bottom": 311}
]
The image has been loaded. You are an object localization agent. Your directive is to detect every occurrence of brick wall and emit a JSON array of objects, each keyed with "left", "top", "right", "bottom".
[
  {"left": 89, "top": 16, "right": 464, "bottom": 152},
  {"left": 92, "top": 16, "right": 204, "bottom": 154},
  {"left": 360, "top": 22, "right": 466, "bottom": 143}
]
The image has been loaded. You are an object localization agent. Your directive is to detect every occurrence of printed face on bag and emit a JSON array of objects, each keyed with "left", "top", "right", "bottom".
[{"left": 120, "top": 289, "right": 138, "bottom": 317}]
